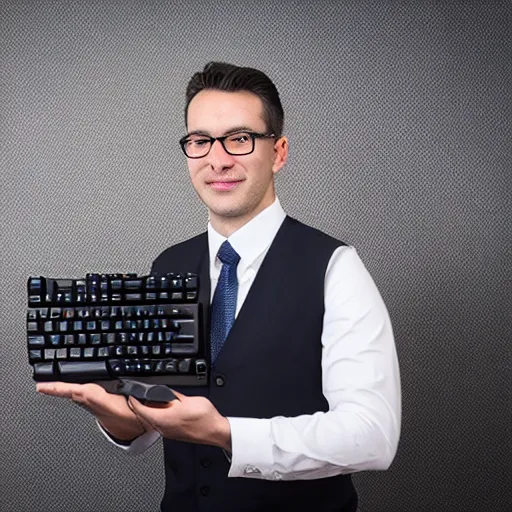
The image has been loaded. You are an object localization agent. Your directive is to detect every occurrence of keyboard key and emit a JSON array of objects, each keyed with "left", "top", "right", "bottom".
[
  {"left": 27, "top": 322, "right": 38, "bottom": 331},
  {"left": 29, "top": 349, "right": 43, "bottom": 363},
  {"left": 64, "top": 334, "right": 75, "bottom": 345},
  {"left": 165, "top": 360, "right": 177, "bottom": 373},
  {"left": 28, "top": 335, "right": 45, "bottom": 347},
  {"left": 83, "top": 347, "right": 95, "bottom": 358},
  {"left": 33, "top": 362, "right": 55, "bottom": 379},
  {"left": 50, "top": 308, "right": 61, "bottom": 319},
  {"left": 57, "top": 361, "right": 109, "bottom": 380},
  {"left": 69, "top": 348, "right": 82, "bottom": 358},
  {"left": 108, "top": 360, "right": 124, "bottom": 374},
  {"left": 77, "top": 333, "right": 87, "bottom": 345},
  {"left": 97, "top": 347, "right": 110, "bottom": 358},
  {"left": 48, "top": 334, "right": 61, "bottom": 346},
  {"left": 73, "top": 320, "right": 83, "bottom": 331},
  {"left": 178, "top": 359, "right": 191, "bottom": 373},
  {"left": 90, "top": 334, "right": 101, "bottom": 345},
  {"left": 103, "top": 333, "right": 116, "bottom": 344},
  {"left": 44, "top": 349, "right": 56, "bottom": 360},
  {"left": 56, "top": 348, "right": 68, "bottom": 359}
]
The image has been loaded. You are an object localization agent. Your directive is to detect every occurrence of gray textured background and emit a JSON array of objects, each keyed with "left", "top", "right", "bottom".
[{"left": 1, "top": 1, "right": 511, "bottom": 511}]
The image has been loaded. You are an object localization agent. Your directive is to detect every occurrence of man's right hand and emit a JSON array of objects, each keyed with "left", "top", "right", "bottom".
[{"left": 36, "top": 382, "right": 148, "bottom": 442}]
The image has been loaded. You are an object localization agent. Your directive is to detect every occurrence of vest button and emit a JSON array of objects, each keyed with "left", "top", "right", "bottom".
[
  {"left": 199, "top": 486, "right": 210, "bottom": 496},
  {"left": 215, "top": 375, "right": 225, "bottom": 387},
  {"left": 200, "top": 458, "right": 211, "bottom": 468}
]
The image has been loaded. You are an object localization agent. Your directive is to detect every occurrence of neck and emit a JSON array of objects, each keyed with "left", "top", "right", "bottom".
[{"left": 210, "top": 194, "right": 275, "bottom": 238}]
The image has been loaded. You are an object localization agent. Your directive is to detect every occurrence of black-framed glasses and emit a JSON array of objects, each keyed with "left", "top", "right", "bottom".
[{"left": 179, "top": 131, "right": 276, "bottom": 158}]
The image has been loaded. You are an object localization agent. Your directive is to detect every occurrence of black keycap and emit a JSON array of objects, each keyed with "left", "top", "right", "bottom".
[
  {"left": 34, "top": 362, "right": 54, "bottom": 379},
  {"left": 73, "top": 320, "right": 83, "bottom": 331},
  {"left": 151, "top": 345, "right": 161, "bottom": 357},
  {"left": 29, "top": 350, "right": 43, "bottom": 363},
  {"left": 165, "top": 360, "right": 177, "bottom": 373},
  {"left": 178, "top": 359, "right": 191, "bottom": 373},
  {"left": 185, "top": 275, "right": 198, "bottom": 289},
  {"left": 77, "top": 333, "right": 87, "bottom": 345},
  {"left": 57, "top": 361, "right": 109, "bottom": 380}
]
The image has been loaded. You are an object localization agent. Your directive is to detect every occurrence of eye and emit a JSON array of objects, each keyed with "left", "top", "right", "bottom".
[
  {"left": 187, "top": 138, "right": 210, "bottom": 147},
  {"left": 229, "top": 133, "right": 251, "bottom": 145}
]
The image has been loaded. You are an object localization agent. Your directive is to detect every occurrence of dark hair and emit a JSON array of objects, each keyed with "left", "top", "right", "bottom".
[{"left": 185, "top": 62, "right": 284, "bottom": 137}]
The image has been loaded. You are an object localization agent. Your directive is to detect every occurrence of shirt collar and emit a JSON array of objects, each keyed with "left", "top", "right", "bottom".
[{"left": 208, "top": 197, "right": 286, "bottom": 275}]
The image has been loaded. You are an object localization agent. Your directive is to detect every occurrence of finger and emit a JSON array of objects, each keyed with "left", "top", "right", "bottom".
[
  {"left": 36, "top": 382, "right": 84, "bottom": 399},
  {"left": 128, "top": 396, "right": 171, "bottom": 426}
]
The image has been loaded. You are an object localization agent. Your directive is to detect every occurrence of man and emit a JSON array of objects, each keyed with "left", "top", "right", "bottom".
[{"left": 37, "top": 62, "right": 401, "bottom": 512}]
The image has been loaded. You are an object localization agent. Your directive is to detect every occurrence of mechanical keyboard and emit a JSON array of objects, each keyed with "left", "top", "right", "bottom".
[{"left": 26, "top": 273, "right": 208, "bottom": 392}]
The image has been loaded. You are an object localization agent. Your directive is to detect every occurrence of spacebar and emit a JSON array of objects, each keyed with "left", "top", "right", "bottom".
[{"left": 57, "top": 361, "right": 110, "bottom": 381}]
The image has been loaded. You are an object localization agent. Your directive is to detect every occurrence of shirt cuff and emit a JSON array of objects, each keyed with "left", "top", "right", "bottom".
[
  {"left": 227, "top": 417, "right": 275, "bottom": 479},
  {"left": 96, "top": 419, "right": 161, "bottom": 455}
]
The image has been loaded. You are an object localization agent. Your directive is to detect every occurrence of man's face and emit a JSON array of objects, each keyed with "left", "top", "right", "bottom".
[{"left": 185, "top": 89, "right": 286, "bottom": 230}]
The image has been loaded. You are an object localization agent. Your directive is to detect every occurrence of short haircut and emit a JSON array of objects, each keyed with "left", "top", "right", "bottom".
[{"left": 185, "top": 62, "right": 284, "bottom": 137}]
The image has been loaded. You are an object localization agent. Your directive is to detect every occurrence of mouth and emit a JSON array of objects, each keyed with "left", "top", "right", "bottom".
[{"left": 206, "top": 179, "right": 244, "bottom": 191}]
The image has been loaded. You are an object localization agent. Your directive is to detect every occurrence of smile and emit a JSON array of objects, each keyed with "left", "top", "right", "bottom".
[{"left": 207, "top": 180, "right": 244, "bottom": 191}]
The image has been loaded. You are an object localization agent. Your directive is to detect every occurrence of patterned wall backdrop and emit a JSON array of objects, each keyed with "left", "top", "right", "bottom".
[{"left": 1, "top": 1, "right": 510, "bottom": 511}]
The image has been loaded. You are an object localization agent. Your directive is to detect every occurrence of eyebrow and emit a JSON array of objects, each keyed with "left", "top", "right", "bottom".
[{"left": 185, "top": 126, "right": 257, "bottom": 138}]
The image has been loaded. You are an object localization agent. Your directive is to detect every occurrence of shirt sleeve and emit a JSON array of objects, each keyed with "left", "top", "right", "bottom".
[
  {"left": 96, "top": 419, "right": 161, "bottom": 456},
  {"left": 227, "top": 245, "right": 401, "bottom": 480}
]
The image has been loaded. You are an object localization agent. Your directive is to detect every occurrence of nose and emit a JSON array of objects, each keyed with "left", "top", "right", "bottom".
[{"left": 207, "top": 139, "right": 236, "bottom": 172}]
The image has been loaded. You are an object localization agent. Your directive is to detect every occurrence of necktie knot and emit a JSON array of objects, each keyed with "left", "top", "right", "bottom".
[{"left": 217, "top": 241, "right": 240, "bottom": 266}]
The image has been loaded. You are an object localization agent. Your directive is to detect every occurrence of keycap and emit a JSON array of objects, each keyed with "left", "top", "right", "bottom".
[
  {"left": 34, "top": 362, "right": 54, "bottom": 378},
  {"left": 28, "top": 335, "right": 45, "bottom": 347},
  {"left": 57, "top": 361, "right": 109, "bottom": 380}
]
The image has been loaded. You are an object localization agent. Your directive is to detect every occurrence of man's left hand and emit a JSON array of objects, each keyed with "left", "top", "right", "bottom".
[{"left": 127, "top": 390, "right": 231, "bottom": 451}]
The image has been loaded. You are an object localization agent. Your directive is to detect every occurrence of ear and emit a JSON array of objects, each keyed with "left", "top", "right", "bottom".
[{"left": 272, "top": 136, "right": 288, "bottom": 175}]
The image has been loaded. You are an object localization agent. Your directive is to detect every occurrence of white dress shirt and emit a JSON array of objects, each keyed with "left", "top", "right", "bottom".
[{"left": 99, "top": 198, "right": 401, "bottom": 481}]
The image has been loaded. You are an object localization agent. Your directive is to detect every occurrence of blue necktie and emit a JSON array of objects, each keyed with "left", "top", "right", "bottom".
[{"left": 210, "top": 241, "right": 240, "bottom": 365}]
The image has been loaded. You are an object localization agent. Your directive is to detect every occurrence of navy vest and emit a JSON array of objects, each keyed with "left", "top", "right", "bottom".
[{"left": 151, "top": 216, "right": 357, "bottom": 512}]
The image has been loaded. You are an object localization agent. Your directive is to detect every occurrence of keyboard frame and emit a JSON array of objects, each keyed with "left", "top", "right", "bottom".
[{"left": 26, "top": 273, "right": 209, "bottom": 387}]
